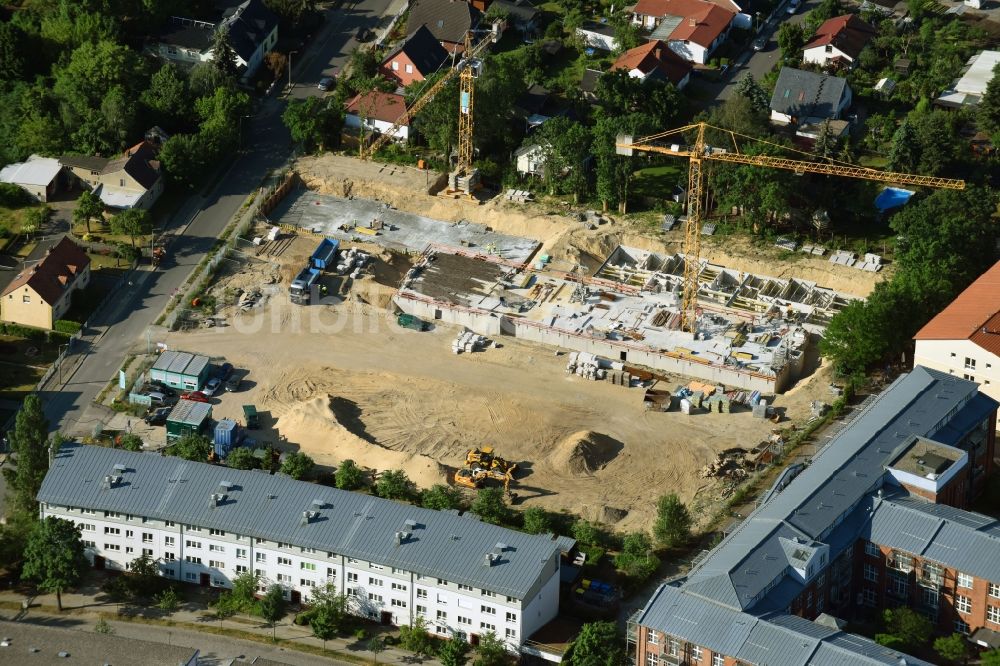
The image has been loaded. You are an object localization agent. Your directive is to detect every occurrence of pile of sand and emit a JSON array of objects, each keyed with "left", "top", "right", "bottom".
[
  {"left": 549, "top": 431, "right": 622, "bottom": 476},
  {"left": 275, "top": 395, "right": 447, "bottom": 488}
]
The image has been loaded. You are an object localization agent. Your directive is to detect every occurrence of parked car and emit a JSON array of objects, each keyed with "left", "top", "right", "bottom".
[
  {"left": 216, "top": 362, "right": 234, "bottom": 381},
  {"left": 752, "top": 36, "right": 767, "bottom": 51},
  {"left": 355, "top": 27, "right": 374, "bottom": 42},
  {"left": 144, "top": 381, "right": 175, "bottom": 397},
  {"left": 203, "top": 378, "right": 222, "bottom": 396},
  {"left": 318, "top": 76, "right": 335, "bottom": 92},
  {"left": 180, "top": 391, "right": 210, "bottom": 403},
  {"left": 786, "top": 0, "right": 800, "bottom": 13},
  {"left": 144, "top": 407, "right": 171, "bottom": 426},
  {"left": 225, "top": 375, "right": 241, "bottom": 392}
]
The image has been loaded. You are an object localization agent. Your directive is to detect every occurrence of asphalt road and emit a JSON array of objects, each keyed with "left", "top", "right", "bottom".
[{"left": 40, "top": 0, "right": 400, "bottom": 436}]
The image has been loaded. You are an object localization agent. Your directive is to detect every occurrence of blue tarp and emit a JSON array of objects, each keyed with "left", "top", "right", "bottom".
[{"left": 874, "top": 187, "right": 915, "bottom": 212}]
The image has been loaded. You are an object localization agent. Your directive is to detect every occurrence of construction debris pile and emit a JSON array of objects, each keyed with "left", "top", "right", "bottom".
[{"left": 700, "top": 448, "right": 752, "bottom": 481}]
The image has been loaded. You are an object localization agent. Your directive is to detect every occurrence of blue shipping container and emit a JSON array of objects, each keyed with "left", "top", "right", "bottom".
[
  {"left": 310, "top": 238, "right": 340, "bottom": 270},
  {"left": 214, "top": 419, "right": 238, "bottom": 457}
]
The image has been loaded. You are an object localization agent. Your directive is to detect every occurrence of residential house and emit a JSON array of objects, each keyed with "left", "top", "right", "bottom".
[
  {"left": 345, "top": 91, "right": 410, "bottom": 142},
  {"left": 513, "top": 144, "right": 545, "bottom": 176},
  {"left": 491, "top": 0, "right": 539, "bottom": 37},
  {"left": 937, "top": 50, "right": 1000, "bottom": 108},
  {"left": 914, "top": 260, "right": 1000, "bottom": 412},
  {"left": 0, "top": 155, "right": 64, "bottom": 202},
  {"left": 1, "top": 237, "right": 91, "bottom": 330},
  {"left": 155, "top": 0, "right": 279, "bottom": 81},
  {"left": 769, "top": 66, "right": 852, "bottom": 125},
  {"left": 632, "top": 367, "right": 1000, "bottom": 665},
  {"left": 611, "top": 40, "right": 693, "bottom": 90},
  {"left": 576, "top": 21, "right": 618, "bottom": 52},
  {"left": 407, "top": 0, "right": 481, "bottom": 53},
  {"left": 39, "top": 443, "right": 575, "bottom": 651},
  {"left": 381, "top": 25, "right": 449, "bottom": 86},
  {"left": 631, "top": 0, "right": 736, "bottom": 64},
  {"left": 514, "top": 84, "right": 551, "bottom": 126},
  {"left": 60, "top": 140, "right": 164, "bottom": 210},
  {"left": 802, "top": 14, "right": 875, "bottom": 68}
]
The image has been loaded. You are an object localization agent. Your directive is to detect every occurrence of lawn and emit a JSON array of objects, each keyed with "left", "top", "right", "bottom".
[
  {"left": 0, "top": 333, "right": 62, "bottom": 400},
  {"left": 0, "top": 203, "right": 48, "bottom": 254},
  {"left": 631, "top": 164, "right": 685, "bottom": 200}
]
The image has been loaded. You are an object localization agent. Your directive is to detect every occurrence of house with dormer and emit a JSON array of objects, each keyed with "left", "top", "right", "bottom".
[
  {"left": 802, "top": 14, "right": 875, "bottom": 68},
  {"left": 769, "top": 67, "right": 852, "bottom": 126},
  {"left": 631, "top": 0, "right": 737, "bottom": 64},
  {"left": 1, "top": 237, "right": 91, "bottom": 330}
]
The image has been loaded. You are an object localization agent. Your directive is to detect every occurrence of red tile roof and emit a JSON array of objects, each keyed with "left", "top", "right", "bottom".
[
  {"left": 803, "top": 14, "right": 875, "bottom": 60},
  {"left": 611, "top": 40, "right": 693, "bottom": 85},
  {"left": 1, "top": 236, "right": 90, "bottom": 306},
  {"left": 914, "top": 260, "right": 1000, "bottom": 357},
  {"left": 345, "top": 91, "right": 409, "bottom": 125},
  {"left": 633, "top": 0, "right": 735, "bottom": 47}
]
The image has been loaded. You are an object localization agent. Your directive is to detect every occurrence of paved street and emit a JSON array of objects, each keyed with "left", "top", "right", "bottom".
[{"left": 39, "top": 0, "right": 399, "bottom": 437}]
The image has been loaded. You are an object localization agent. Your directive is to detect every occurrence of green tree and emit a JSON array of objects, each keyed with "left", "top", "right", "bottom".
[
  {"left": 569, "top": 621, "right": 624, "bottom": 666},
  {"left": 934, "top": 633, "right": 968, "bottom": 664},
  {"left": 410, "top": 73, "right": 459, "bottom": 158},
  {"left": 141, "top": 63, "right": 189, "bottom": 129},
  {"left": 877, "top": 607, "right": 932, "bottom": 650},
  {"left": 311, "top": 604, "right": 338, "bottom": 649},
  {"left": 536, "top": 116, "right": 591, "bottom": 201},
  {"left": 376, "top": 469, "right": 415, "bottom": 500},
  {"left": 158, "top": 133, "right": 209, "bottom": 188},
  {"left": 571, "top": 520, "right": 603, "bottom": 547},
  {"left": 612, "top": 21, "right": 641, "bottom": 54},
  {"left": 983, "top": 649, "right": 1000, "bottom": 666},
  {"left": 260, "top": 584, "right": 286, "bottom": 640},
  {"left": 335, "top": 459, "right": 366, "bottom": 490},
  {"left": 421, "top": 484, "right": 463, "bottom": 510},
  {"left": 613, "top": 532, "right": 659, "bottom": 580},
  {"left": 0, "top": 22, "right": 27, "bottom": 84},
  {"left": 3, "top": 394, "right": 51, "bottom": 517},
  {"left": 211, "top": 28, "right": 239, "bottom": 80},
  {"left": 592, "top": 112, "right": 651, "bottom": 213},
  {"left": 280, "top": 451, "right": 314, "bottom": 478},
  {"left": 119, "top": 433, "right": 143, "bottom": 452},
  {"left": 399, "top": 616, "right": 434, "bottom": 656},
  {"left": 653, "top": 493, "right": 691, "bottom": 548},
  {"left": 734, "top": 74, "right": 770, "bottom": 113},
  {"left": 109, "top": 208, "right": 148, "bottom": 248},
  {"left": 73, "top": 189, "right": 104, "bottom": 235},
  {"left": 473, "top": 631, "right": 508, "bottom": 666},
  {"left": 439, "top": 633, "right": 471, "bottom": 666},
  {"left": 818, "top": 287, "right": 896, "bottom": 376},
  {"left": 265, "top": 0, "right": 317, "bottom": 25},
  {"left": 980, "top": 63, "right": 1000, "bottom": 139},
  {"left": 282, "top": 96, "right": 344, "bottom": 153},
  {"left": 189, "top": 62, "right": 230, "bottom": 99},
  {"left": 521, "top": 506, "right": 551, "bottom": 535},
  {"left": 167, "top": 433, "right": 212, "bottom": 462},
  {"left": 124, "top": 552, "right": 166, "bottom": 599},
  {"left": 471, "top": 487, "right": 511, "bottom": 525},
  {"left": 368, "top": 635, "right": 386, "bottom": 665},
  {"left": 156, "top": 586, "right": 180, "bottom": 614},
  {"left": 21, "top": 517, "right": 88, "bottom": 611},
  {"left": 776, "top": 23, "right": 805, "bottom": 61},
  {"left": 227, "top": 447, "right": 261, "bottom": 470}
]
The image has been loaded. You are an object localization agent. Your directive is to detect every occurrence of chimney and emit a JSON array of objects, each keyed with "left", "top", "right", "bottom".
[
  {"left": 210, "top": 493, "right": 220, "bottom": 508},
  {"left": 301, "top": 510, "right": 311, "bottom": 526},
  {"left": 655, "top": 46, "right": 662, "bottom": 59},
  {"left": 688, "top": 17, "right": 697, "bottom": 26},
  {"left": 484, "top": 553, "right": 494, "bottom": 567},
  {"left": 395, "top": 531, "right": 404, "bottom": 546}
]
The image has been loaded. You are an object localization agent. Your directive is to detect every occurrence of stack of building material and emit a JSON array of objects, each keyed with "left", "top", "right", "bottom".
[
  {"left": 800, "top": 244, "right": 827, "bottom": 256},
  {"left": 752, "top": 399, "right": 769, "bottom": 419},
  {"left": 828, "top": 250, "right": 858, "bottom": 267},
  {"left": 337, "top": 248, "right": 370, "bottom": 276},
  {"left": 643, "top": 388, "right": 674, "bottom": 411},
  {"left": 855, "top": 253, "right": 883, "bottom": 272},
  {"left": 452, "top": 331, "right": 486, "bottom": 354},
  {"left": 565, "top": 352, "right": 606, "bottom": 380},
  {"left": 774, "top": 237, "right": 797, "bottom": 251}
]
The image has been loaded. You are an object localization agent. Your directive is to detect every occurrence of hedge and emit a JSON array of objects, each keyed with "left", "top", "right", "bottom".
[{"left": 54, "top": 320, "right": 82, "bottom": 335}]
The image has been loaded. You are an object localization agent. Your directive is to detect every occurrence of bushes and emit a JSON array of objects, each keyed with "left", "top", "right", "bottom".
[
  {"left": 54, "top": 320, "right": 82, "bottom": 335},
  {"left": 0, "top": 183, "right": 35, "bottom": 207}
]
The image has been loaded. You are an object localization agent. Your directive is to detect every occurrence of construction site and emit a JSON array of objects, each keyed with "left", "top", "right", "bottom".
[{"left": 141, "top": 150, "right": 893, "bottom": 531}]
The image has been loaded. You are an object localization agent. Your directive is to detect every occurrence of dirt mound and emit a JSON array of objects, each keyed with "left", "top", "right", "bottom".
[
  {"left": 275, "top": 395, "right": 447, "bottom": 488},
  {"left": 550, "top": 431, "right": 623, "bottom": 476}
]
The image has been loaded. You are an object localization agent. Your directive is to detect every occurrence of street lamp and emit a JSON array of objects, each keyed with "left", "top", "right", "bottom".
[
  {"left": 58, "top": 343, "right": 68, "bottom": 385},
  {"left": 755, "top": 11, "right": 761, "bottom": 32},
  {"left": 288, "top": 50, "right": 299, "bottom": 91}
]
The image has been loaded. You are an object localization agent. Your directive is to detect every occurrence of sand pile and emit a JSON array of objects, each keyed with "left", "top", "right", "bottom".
[
  {"left": 275, "top": 395, "right": 447, "bottom": 488},
  {"left": 550, "top": 431, "right": 622, "bottom": 476}
]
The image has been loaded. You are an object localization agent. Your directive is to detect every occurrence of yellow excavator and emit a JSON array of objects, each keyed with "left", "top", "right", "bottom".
[{"left": 455, "top": 447, "right": 518, "bottom": 495}]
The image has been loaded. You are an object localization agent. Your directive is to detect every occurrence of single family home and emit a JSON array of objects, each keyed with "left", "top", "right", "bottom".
[
  {"left": 802, "top": 14, "right": 875, "bottom": 68},
  {"left": 60, "top": 140, "right": 164, "bottom": 210},
  {"left": 632, "top": 0, "right": 736, "bottom": 64},
  {"left": 344, "top": 91, "right": 410, "bottom": 142},
  {"left": 576, "top": 21, "right": 618, "bottom": 52},
  {"left": 0, "top": 155, "right": 64, "bottom": 202},
  {"left": 611, "top": 40, "right": 693, "bottom": 89},
  {"left": 407, "top": 0, "right": 481, "bottom": 53},
  {"left": 937, "top": 50, "right": 1000, "bottom": 108},
  {"left": 514, "top": 144, "right": 546, "bottom": 177},
  {"left": 491, "top": 0, "right": 539, "bottom": 37},
  {"left": 381, "top": 25, "right": 449, "bottom": 86},
  {"left": 155, "top": 0, "right": 278, "bottom": 81},
  {"left": 0, "top": 237, "right": 91, "bottom": 330},
  {"left": 769, "top": 67, "right": 852, "bottom": 125}
]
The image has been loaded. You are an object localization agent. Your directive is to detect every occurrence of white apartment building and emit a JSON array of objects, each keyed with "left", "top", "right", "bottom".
[
  {"left": 38, "top": 445, "right": 573, "bottom": 651},
  {"left": 914, "top": 260, "right": 1000, "bottom": 413}
]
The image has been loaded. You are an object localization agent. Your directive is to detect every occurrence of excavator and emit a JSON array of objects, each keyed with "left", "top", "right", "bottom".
[{"left": 454, "top": 447, "right": 518, "bottom": 496}]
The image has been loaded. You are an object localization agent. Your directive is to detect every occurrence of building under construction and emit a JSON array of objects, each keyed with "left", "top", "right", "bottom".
[{"left": 393, "top": 245, "right": 857, "bottom": 393}]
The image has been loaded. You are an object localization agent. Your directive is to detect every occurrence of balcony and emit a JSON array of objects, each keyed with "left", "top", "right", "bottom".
[
  {"left": 888, "top": 560, "right": 913, "bottom": 574},
  {"left": 919, "top": 571, "right": 943, "bottom": 587}
]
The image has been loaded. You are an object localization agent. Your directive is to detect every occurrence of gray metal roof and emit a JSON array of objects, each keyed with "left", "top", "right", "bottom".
[
  {"left": 770, "top": 67, "right": 850, "bottom": 120},
  {"left": 637, "top": 585, "right": 932, "bottom": 666},
  {"left": 166, "top": 399, "right": 212, "bottom": 426},
  {"left": 38, "top": 445, "right": 570, "bottom": 599},
  {"left": 684, "top": 367, "right": 989, "bottom": 611},
  {"left": 153, "top": 350, "right": 210, "bottom": 377},
  {"left": 865, "top": 493, "right": 1000, "bottom": 582}
]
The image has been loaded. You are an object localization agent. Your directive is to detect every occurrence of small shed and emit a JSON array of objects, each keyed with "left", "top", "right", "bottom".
[
  {"left": 214, "top": 419, "right": 240, "bottom": 459},
  {"left": 166, "top": 399, "right": 212, "bottom": 443},
  {"left": 150, "top": 350, "right": 211, "bottom": 390}
]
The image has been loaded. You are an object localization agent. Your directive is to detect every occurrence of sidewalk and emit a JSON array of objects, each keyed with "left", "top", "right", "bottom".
[{"left": 0, "top": 582, "right": 442, "bottom": 666}]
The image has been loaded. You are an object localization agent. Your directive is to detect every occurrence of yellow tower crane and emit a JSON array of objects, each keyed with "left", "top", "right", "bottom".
[
  {"left": 361, "top": 27, "right": 497, "bottom": 173},
  {"left": 615, "top": 122, "right": 965, "bottom": 332}
]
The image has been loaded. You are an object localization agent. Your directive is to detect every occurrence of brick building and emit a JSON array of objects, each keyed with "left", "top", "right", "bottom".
[{"left": 631, "top": 367, "right": 1000, "bottom": 664}]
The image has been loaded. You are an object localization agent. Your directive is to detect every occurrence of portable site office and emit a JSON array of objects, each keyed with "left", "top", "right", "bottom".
[
  {"left": 166, "top": 399, "right": 212, "bottom": 443},
  {"left": 150, "top": 350, "right": 211, "bottom": 391}
]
